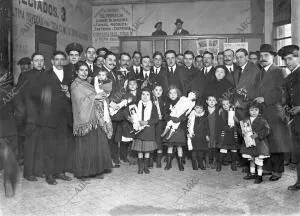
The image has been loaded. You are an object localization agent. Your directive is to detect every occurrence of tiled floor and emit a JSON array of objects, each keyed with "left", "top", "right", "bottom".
[{"left": 1, "top": 161, "right": 300, "bottom": 216}]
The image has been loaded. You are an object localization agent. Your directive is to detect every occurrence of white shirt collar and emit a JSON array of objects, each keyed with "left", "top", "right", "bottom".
[
  {"left": 169, "top": 64, "right": 176, "bottom": 72},
  {"left": 225, "top": 64, "right": 234, "bottom": 71},
  {"left": 240, "top": 62, "right": 247, "bottom": 72},
  {"left": 263, "top": 64, "right": 272, "bottom": 72},
  {"left": 154, "top": 66, "right": 161, "bottom": 74},
  {"left": 205, "top": 65, "right": 212, "bottom": 71},
  {"left": 133, "top": 65, "right": 140, "bottom": 73},
  {"left": 53, "top": 66, "right": 64, "bottom": 82},
  {"left": 292, "top": 65, "right": 300, "bottom": 73},
  {"left": 143, "top": 70, "right": 150, "bottom": 77}
]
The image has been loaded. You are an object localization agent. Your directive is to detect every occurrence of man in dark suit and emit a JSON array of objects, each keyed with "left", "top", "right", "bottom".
[
  {"left": 173, "top": 18, "right": 189, "bottom": 35},
  {"left": 254, "top": 44, "right": 292, "bottom": 182},
  {"left": 128, "top": 51, "right": 142, "bottom": 76},
  {"left": 138, "top": 56, "right": 157, "bottom": 90},
  {"left": 38, "top": 51, "right": 73, "bottom": 185},
  {"left": 224, "top": 49, "right": 241, "bottom": 87},
  {"left": 279, "top": 45, "right": 300, "bottom": 191},
  {"left": 235, "top": 48, "right": 260, "bottom": 120},
  {"left": 183, "top": 50, "right": 199, "bottom": 82},
  {"left": 15, "top": 53, "right": 45, "bottom": 181},
  {"left": 63, "top": 43, "right": 83, "bottom": 86},
  {"left": 85, "top": 46, "right": 100, "bottom": 78},
  {"left": 152, "top": 51, "right": 168, "bottom": 91},
  {"left": 152, "top": 21, "right": 167, "bottom": 36},
  {"left": 165, "top": 50, "right": 188, "bottom": 94},
  {"left": 201, "top": 51, "right": 215, "bottom": 82}
]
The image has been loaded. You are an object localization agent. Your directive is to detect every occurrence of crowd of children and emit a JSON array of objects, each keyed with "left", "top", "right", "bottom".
[{"left": 108, "top": 71, "right": 271, "bottom": 185}]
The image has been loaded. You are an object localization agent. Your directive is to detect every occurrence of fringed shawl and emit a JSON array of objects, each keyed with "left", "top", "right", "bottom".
[{"left": 71, "top": 78, "right": 104, "bottom": 136}]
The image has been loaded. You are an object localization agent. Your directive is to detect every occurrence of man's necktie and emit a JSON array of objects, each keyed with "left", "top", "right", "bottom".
[
  {"left": 155, "top": 68, "right": 158, "bottom": 74},
  {"left": 170, "top": 67, "right": 173, "bottom": 73},
  {"left": 204, "top": 68, "right": 208, "bottom": 75},
  {"left": 230, "top": 68, "right": 232, "bottom": 73},
  {"left": 261, "top": 68, "right": 266, "bottom": 80}
]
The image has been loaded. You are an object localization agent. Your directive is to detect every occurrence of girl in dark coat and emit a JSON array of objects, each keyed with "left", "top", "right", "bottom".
[
  {"left": 152, "top": 84, "right": 165, "bottom": 168},
  {"left": 131, "top": 88, "right": 158, "bottom": 174},
  {"left": 187, "top": 101, "right": 210, "bottom": 170},
  {"left": 240, "top": 101, "right": 270, "bottom": 184},
  {"left": 163, "top": 86, "right": 187, "bottom": 171},
  {"left": 216, "top": 96, "right": 240, "bottom": 172}
]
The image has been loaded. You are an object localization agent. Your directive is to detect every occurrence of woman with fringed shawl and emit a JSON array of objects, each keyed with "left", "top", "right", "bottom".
[{"left": 71, "top": 61, "right": 112, "bottom": 179}]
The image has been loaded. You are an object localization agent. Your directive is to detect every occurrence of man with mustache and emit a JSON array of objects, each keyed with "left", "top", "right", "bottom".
[
  {"left": 254, "top": 44, "right": 292, "bottom": 182},
  {"left": 100, "top": 51, "right": 121, "bottom": 168},
  {"left": 224, "top": 49, "right": 241, "bottom": 87}
]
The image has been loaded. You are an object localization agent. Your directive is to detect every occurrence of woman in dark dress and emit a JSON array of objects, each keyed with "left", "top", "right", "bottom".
[
  {"left": 204, "top": 65, "right": 233, "bottom": 100},
  {"left": 71, "top": 61, "right": 112, "bottom": 179}
]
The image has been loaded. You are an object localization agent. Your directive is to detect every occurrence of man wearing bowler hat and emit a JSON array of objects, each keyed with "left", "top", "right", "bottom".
[
  {"left": 152, "top": 21, "right": 167, "bottom": 36},
  {"left": 254, "top": 44, "right": 292, "bottom": 182},
  {"left": 64, "top": 42, "right": 83, "bottom": 86},
  {"left": 279, "top": 45, "right": 300, "bottom": 190},
  {"left": 173, "top": 18, "right": 189, "bottom": 35}
]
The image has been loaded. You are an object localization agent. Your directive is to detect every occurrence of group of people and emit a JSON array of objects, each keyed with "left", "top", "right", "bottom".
[
  {"left": 1, "top": 40, "right": 300, "bottom": 194},
  {"left": 152, "top": 18, "right": 190, "bottom": 36}
]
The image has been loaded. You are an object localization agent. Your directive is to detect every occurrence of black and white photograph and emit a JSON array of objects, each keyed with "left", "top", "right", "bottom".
[{"left": 0, "top": 0, "right": 300, "bottom": 215}]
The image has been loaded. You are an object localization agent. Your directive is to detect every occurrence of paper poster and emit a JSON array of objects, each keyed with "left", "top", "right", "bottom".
[
  {"left": 196, "top": 39, "right": 219, "bottom": 57},
  {"left": 223, "top": 42, "right": 248, "bottom": 52},
  {"left": 93, "top": 5, "right": 133, "bottom": 49}
]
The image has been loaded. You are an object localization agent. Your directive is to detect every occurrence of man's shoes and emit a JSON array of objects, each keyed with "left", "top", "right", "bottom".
[
  {"left": 25, "top": 176, "right": 38, "bottom": 181},
  {"left": 54, "top": 173, "right": 72, "bottom": 181},
  {"left": 269, "top": 175, "right": 281, "bottom": 181},
  {"left": 288, "top": 182, "right": 300, "bottom": 191},
  {"left": 46, "top": 175, "right": 57, "bottom": 185},
  {"left": 243, "top": 173, "right": 257, "bottom": 180},
  {"left": 254, "top": 176, "right": 263, "bottom": 184}
]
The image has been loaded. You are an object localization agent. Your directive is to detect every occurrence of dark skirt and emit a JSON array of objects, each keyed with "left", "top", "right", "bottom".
[
  {"left": 131, "top": 139, "right": 157, "bottom": 152},
  {"left": 216, "top": 129, "right": 240, "bottom": 150},
  {"left": 240, "top": 140, "right": 270, "bottom": 158},
  {"left": 74, "top": 127, "right": 112, "bottom": 178},
  {"left": 163, "top": 128, "right": 186, "bottom": 147}
]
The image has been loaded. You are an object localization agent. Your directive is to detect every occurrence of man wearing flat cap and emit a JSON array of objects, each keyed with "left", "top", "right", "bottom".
[
  {"left": 173, "top": 18, "right": 189, "bottom": 36},
  {"left": 279, "top": 45, "right": 300, "bottom": 191},
  {"left": 64, "top": 42, "right": 83, "bottom": 86},
  {"left": 253, "top": 44, "right": 292, "bottom": 183},
  {"left": 152, "top": 21, "right": 167, "bottom": 36}
]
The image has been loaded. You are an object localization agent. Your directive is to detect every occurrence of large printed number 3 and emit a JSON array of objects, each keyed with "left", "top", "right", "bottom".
[{"left": 61, "top": 7, "right": 66, "bottom": 22}]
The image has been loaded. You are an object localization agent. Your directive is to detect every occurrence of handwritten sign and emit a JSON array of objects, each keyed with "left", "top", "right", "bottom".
[
  {"left": 93, "top": 5, "right": 132, "bottom": 48},
  {"left": 224, "top": 42, "right": 249, "bottom": 52}
]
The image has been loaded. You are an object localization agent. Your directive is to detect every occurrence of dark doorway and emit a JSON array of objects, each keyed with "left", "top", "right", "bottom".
[{"left": 35, "top": 25, "right": 57, "bottom": 70}]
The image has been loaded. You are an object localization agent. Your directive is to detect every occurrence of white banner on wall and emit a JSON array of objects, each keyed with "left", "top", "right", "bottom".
[
  {"left": 93, "top": 5, "right": 133, "bottom": 49},
  {"left": 223, "top": 42, "right": 249, "bottom": 52}
]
